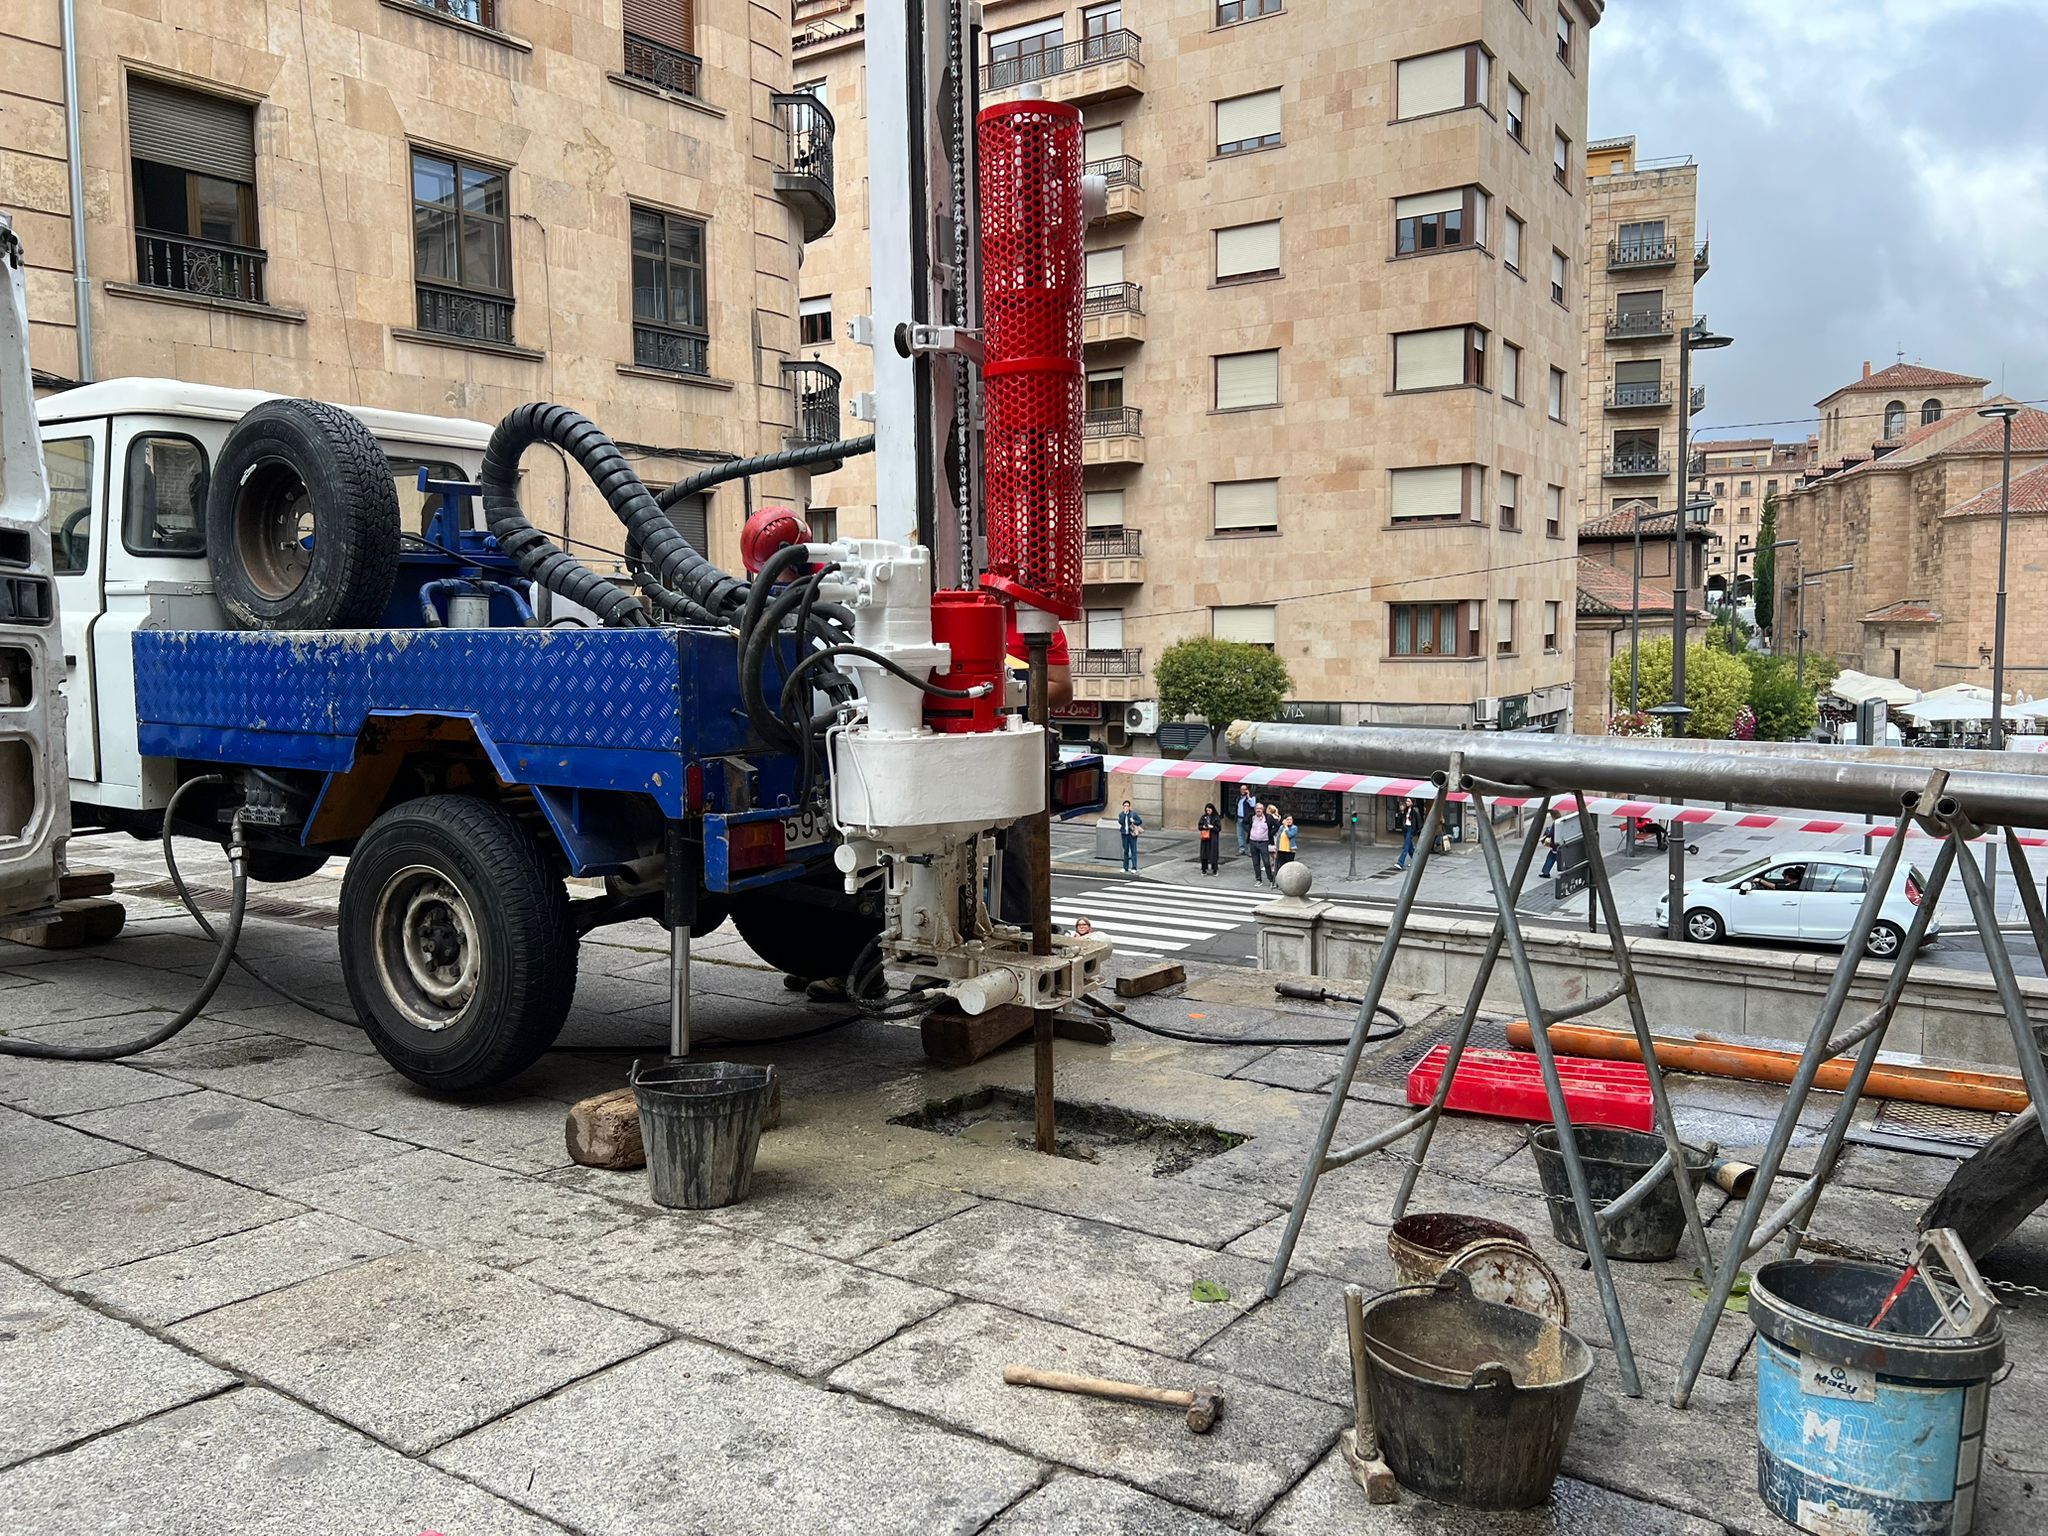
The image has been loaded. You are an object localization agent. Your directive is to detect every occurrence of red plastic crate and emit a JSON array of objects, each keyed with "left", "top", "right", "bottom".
[{"left": 1405, "top": 1044, "right": 1653, "bottom": 1132}]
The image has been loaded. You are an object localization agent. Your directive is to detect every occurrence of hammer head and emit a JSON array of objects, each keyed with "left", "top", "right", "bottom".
[{"left": 1185, "top": 1385, "right": 1224, "bottom": 1434}]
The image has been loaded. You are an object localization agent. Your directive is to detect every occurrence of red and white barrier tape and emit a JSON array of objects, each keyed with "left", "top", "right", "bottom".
[{"left": 1099, "top": 754, "right": 2048, "bottom": 847}]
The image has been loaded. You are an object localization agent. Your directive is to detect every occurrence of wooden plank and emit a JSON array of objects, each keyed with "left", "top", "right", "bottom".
[
  {"left": 58, "top": 867, "right": 117, "bottom": 901},
  {"left": 920, "top": 1003, "right": 1035, "bottom": 1068},
  {"left": 0, "top": 898, "right": 126, "bottom": 950},
  {"left": 1115, "top": 961, "right": 1184, "bottom": 998}
]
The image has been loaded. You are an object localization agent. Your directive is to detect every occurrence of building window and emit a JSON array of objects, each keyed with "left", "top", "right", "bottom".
[
  {"left": 1616, "top": 218, "right": 1666, "bottom": 262},
  {"left": 1215, "top": 219, "right": 1281, "bottom": 281},
  {"left": 629, "top": 205, "right": 708, "bottom": 375},
  {"left": 1739, "top": 479, "right": 1753, "bottom": 496},
  {"left": 1213, "top": 605, "right": 1277, "bottom": 647},
  {"left": 1389, "top": 465, "right": 1483, "bottom": 523},
  {"left": 1550, "top": 248, "right": 1568, "bottom": 305},
  {"left": 1496, "top": 599, "right": 1517, "bottom": 656},
  {"left": 1081, "top": 1, "right": 1123, "bottom": 57},
  {"left": 1086, "top": 489, "right": 1126, "bottom": 532},
  {"left": 1766, "top": 479, "right": 1779, "bottom": 495},
  {"left": 623, "top": 0, "right": 700, "bottom": 97},
  {"left": 1085, "top": 606, "right": 1126, "bottom": 650},
  {"left": 1556, "top": 6, "right": 1575, "bottom": 69},
  {"left": 1394, "top": 186, "right": 1488, "bottom": 255},
  {"left": 1502, "top": 341, "right": 1522, "bottom": 402},
  {"left": 1087, "top": 367, "right": 1125, "bottom": 414},
  {"left": 988, "top": 16, "right": 1064, "bottom": 86},
  {"left": 1393, "top": 324, "right": 1487, "bottom": 392},
  {"left": 1217, "top": 0, "right": 1283, "bottom": 23},
  {"left": 1553, "top": 128, "right": 1571, "bottom": 187},
  {"left": 1545, "top": 483, "right": 1563, "bottom": 538},
  {"left": 1921, "top": 398, "right": 1943, "bottom": 426},
  {"left": 1883, "top": 400, "right": 1906, "bottom": 439},
  {"left": 1084, "top": 246, "right": 1126, "bottom": 289},
  {"left": 128, "top": 78, "right": 265, "bottom": 304},
  {"left": 1084, "top": 122, "right": 1124, "bottom": 161},
  {"left": 412, "top": 0, "right": 499, "bottom": 27},
  {"left": 1506, "top": 78, "right": 1527, "bottom": 143},
  {"left": 799, "top": 296, "right": 832, "bottom": 348},
  {"left": 123, "top": 434, "right": 210, "bottom": 557},
  {"left": 1213, "top": 478, "right": 1279, "bottom": 535},
  {"left": 1394, "top": 43, "right": 1491, "bottom": 121},
  {"left": 1500, "top": 470, "right": 1520, "bottom": 530},
  {"left": 1215, "top": 349, "right": 1280, "bottom": 410},
  {"left": 1544, "top": 600, "right": 1561, "bottom": 652},
  {"left": 1504, "top": 211, "right": 1524, "bottom": 272},
  {"left": 412, "top": 150, "right": 513, "bottom": 345},
  {"left": 1215, "top": 89, "right": 1282, "bottom": 156},
  {"left": 1547, "top": 367, "right": 1566, "bottom": 422},
  {"left": 1389, "top": 602, "right": 1476, "bottom": 658}
]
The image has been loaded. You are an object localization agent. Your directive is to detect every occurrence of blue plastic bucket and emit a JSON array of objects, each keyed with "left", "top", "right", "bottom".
[{"left": 1751, "top": 1257, "right": 2003, "bottom": 1536}]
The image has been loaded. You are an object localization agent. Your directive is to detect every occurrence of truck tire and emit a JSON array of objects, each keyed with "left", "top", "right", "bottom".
[
  {"left": 206, "top": 398, "right": 400, "bottom": 630},
  {"left": 728, "top": 871, "right": 881, "bottom": 982},
  {"left": 339, "top": 794, "right": 575, "bottom": 1091}
]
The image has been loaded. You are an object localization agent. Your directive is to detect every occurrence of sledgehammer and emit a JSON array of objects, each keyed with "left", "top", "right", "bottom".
[{"left": 1002, "top": 1365, "right": 1224, "bottom": 1433}]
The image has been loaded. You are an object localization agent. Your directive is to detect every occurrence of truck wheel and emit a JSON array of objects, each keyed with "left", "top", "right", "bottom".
[
  {"left": 339, "top": 794, "right": 575, "bottom": 1091},
  {"left": 242, "top": 846, "right": 331, "bottom": 884},
  {"left": 206, "top": 398, "right": 400, "bottom": 630},
  {"left": 728, "top": 873, "right": 881, "bottom": 982}
]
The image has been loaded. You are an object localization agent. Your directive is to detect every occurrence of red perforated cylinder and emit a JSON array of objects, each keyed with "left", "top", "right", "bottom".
[{"left": 977, "top": 98, "right": 1085, "bottom": 622}]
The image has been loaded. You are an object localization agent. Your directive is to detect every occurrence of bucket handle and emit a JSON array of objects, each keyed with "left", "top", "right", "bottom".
[{"left": 1469, "top": 1361, "right": 1516, "bottom": 1392}]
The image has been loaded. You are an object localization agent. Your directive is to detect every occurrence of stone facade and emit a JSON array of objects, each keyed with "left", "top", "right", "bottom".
[
  {"left": 3, "top": 0, "right": 826, "bottom": 574},
  {"left": 794, "top": 0, "right": 1599, "bottom": 746},
  {"left": 1694, "top": 435, "right": 1813, "bottom": 595}
]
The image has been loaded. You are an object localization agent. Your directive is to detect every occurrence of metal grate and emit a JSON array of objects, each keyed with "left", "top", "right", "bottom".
[
  {"left": 1871, "top": 1100, "right": 2012, "bottom": 1145},
  {"left": 1359, "top": 1014, "right": 1516, "bottom": 1084}
]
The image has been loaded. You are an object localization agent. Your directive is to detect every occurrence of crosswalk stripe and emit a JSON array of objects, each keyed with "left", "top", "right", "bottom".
[
  {"left": 1078, "top": 884, "right": 1270, "bottom": 911},
  {"left": 1060, "top": 923, "right": 1189, "bottom": 950},
  {"left": 1049, "top": 904, "right": 1223, "bottom": 940}
]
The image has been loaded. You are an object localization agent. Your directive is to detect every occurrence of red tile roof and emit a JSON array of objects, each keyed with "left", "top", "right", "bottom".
[
  {"left": 1940, "top": 460, "right": 2048, "bottom": 521},
  {"left": 1863, "top": 600, "right": 1942, "bottom": 624},
  {"left": 1816, "top": 361, "right": 1990, "bottom": 405},
  {"left": 1580, "top": 501, "right": 1713, "bottom": 540},
  {"left": 1576, "top": 556, "right": 1707, "bottom": 618}
]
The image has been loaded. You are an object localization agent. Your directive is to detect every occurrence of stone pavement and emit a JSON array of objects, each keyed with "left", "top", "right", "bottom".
[{"left": 2, "top": 833, "right": 2045, "bottom": 1533}]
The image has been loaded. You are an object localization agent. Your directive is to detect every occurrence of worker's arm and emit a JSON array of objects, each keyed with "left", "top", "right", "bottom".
[{"left": 1048, "top": 662, "right": 1072, "bottom": 711}]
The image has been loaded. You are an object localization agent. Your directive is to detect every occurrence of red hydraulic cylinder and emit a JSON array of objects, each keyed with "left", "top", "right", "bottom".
[
  {"left": 976, "top": 98, "right": 1086, "bottom": 623},
  {"left": 924, "top": 589, "right": 1007, "bottom": 734}
]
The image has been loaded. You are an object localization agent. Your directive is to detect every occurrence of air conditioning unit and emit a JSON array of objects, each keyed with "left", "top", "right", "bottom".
[
  {"left": 1124, "top": 700, "right": 1160, "bottom": 735},
  {"left": 1471, "top": 697, "right": 1499, "bottom": 727}
]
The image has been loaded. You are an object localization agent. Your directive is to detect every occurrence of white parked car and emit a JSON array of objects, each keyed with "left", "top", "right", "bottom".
[{"left": 1655, "top": 852, "right": 1935, "bottom": 959}]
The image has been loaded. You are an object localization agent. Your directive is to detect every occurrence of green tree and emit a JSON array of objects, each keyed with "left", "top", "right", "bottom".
[
  {"left": 1753, "top": 495, "right": 1778, "bottom": 641},
  {"left": 1608, "top": 635, "right": 1751, "bottom": 738},
  {"left": 1155, "top": 637, "right": 1293, "bottom": 749},
  {"left": 1741, "top": 652, "right": 1818, "bottom": 740}
]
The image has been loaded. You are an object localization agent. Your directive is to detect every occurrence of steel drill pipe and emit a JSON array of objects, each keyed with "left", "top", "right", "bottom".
[{"left": 1224, "top": 722, "right": 2048, "bottom": 827}]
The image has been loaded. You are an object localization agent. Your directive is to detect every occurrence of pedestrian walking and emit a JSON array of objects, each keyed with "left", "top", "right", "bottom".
[
  {"left": 1197, "top": 803, "right": 1221, "bottom": 874},
  {"left": 1274, "top": 814, "right": 1299, "bottom": 872},
  {"left": 1247, "top": 802, "right": 1273, "bottom": 885},
  {"left": 1394, "top": 797, "right": 1422, "bottom": 870},
  {"left": 1235, "top": 786, "right": 1256, "bottom": 854},
  {"left": 1117, "top": 800, "right": 1144, "bottom": 873},
  {"left": 1540, "top": 812, "right": 1561, "bottom": 878}
]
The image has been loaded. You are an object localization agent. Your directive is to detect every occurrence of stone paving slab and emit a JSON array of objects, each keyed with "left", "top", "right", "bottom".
[
  {"left": 172, "top": 1250, "right": 663, "bottom": 1453},
  {"left": 63, "top": 1087, "right": 412, "bottom": 1194},
  {"left": 0, "top": 1006, "right": 257, "bottom": 1050},
  {"left": 138, "top": 1029, "right": 396, "bottom": 1099},
  {"left": 71, "top": 1211, "right": 409, "bottom": 1326},
  {"left": 0, "top": 1102, "right": 140, "bottom": 1190},
  {"left": 0, "top": 1267, "right": 231, "bottom": 1471},
  {"left": 985, "top": 1474, "right": 1237, "bottom": 1534},
  {"left": 1193, "top": 1270, "right": 1354, "bottom": 1407},
  {"left": 267, "top": 1077, "right": 576, "bottom": 1175},
  {"left": 280, "top": 1148, "right": 637, "bottom": 1268},
  {"left": 198, "top": 997, "right": 380, "bottom": 1055},
  {"left": 434, "top": 1338, "right": 1043, "bottom": 1536},
  {"left": 0, "top": 1159, "right": 298, "bottom": 1279},
  {"left": 830, "top": 1300, "right": 1344, "bottom": 1524},
  {"left": 860, "top": 1202, "right": 1269, "bottom": 1355},
  {"left": 0, "top": 1387, "right": 573, "bottom": 1534},
  {"left": 0, "top": 1053, "right": 198, "bottom": 1118}
]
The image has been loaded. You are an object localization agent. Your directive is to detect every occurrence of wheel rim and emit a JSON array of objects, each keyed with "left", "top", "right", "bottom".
[
  {"left": 371, "top": 864, "right": 481, "bottom": 1032},
  {"left": 1686, "top": 911, "right": 1718, "bottom": 942},
  {"left": 1868, "top": 925, "right": 1901, "bottom": 957},
  {"left": 236, "top": 457, "right": 315, "bottom": 600}
]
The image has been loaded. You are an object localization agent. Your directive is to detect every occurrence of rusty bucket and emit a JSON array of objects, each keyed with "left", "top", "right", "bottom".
[{"left": 1387, "top": 1213, "right": 1569, "bottom": 1327}]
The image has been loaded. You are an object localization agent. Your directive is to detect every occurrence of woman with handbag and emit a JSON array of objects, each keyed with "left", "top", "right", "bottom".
[{"left": 1197, "top": 803, "right": 1221, "bottom": 875}]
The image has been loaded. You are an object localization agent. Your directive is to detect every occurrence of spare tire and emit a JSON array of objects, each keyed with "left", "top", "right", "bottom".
[{"left": 206, "top": 398, "right": 400, "bottom": 630}]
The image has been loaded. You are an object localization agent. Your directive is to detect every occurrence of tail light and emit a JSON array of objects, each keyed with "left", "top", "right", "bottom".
[{"left": 1905, "top": 870, "right": 1922, "bottom": 907}]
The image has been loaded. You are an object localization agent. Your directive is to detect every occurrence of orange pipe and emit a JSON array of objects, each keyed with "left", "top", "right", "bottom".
[{"left": 1504, "top": 1020, "right": 2031, "bottom": 1115}]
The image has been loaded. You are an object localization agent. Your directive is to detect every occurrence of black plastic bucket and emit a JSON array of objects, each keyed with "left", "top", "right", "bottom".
[
  {"left": 1529, "top": 1124, "right": 1711, "bottom": 1261},
  {"left": 630, "top": 1060, "right": 775, "bottom": 1210}
]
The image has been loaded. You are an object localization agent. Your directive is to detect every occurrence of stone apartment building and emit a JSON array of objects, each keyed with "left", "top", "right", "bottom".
[
  {"left": 2, "top": 0, "right": 837, "bottom": 574},
  {"left": 794, "top": 0, "right": 1599, "bottom": 751},
  {"left": 1570, "top": 500, "right": 1708, "bottom": 732},
  {"left": 1692, "top": 434, "right": 1814, "bottom": 598}
]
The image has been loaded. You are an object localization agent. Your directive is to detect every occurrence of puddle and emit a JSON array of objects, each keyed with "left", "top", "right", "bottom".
[{"left": 891, "top": 1087, "right": 1247, "bottom": 1177}]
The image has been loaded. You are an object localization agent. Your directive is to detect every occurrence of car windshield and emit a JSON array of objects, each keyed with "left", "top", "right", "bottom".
[{"left": 1705, "top": 857, "right": 1772, "bottom": 886}]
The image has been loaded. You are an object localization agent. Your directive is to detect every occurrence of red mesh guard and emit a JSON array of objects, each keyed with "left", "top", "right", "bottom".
[{"left": 978, "top": 99, "right": 1085, "bottom": 622}]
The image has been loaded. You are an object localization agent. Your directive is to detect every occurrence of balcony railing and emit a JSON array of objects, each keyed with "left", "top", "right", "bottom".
[
  {"left": 1603, "top": 451, "right": 1673, "bottom": 478},
  {"left": 1083, "top": 282, "right": 1143, "bottom": 317},
  {"left": 135, "top": 231, "right": 267, "bottom": 305},
  {"left": 1073, "top": 646, "right": 1143, "bottom": 677},
  {"left": 1084, "top": 405, "right": 1143, "bottom": 439},
  {"left": 1607, "top": 237, "right": 1677, "bottom": 269},
  {"left": 1085, "top": 155, "right": 1143, "bottom": 189},
  {"left": 623, "top": 31, "right": 702, "bottom": 98},
  {"left": 1605, "top": 307, "right": 1675, "bottom": 340},
  {"left": 1694, "top": 239, "right": 1711, "bottom": 276},
  {"left": 981, "top": 30, "right": 1142, "bottom": 92},
  {"left": 416, "top": 282, "right": 514, "bottom": 346},
  {"left": 772, "top": 92, "right": 837, "bottom": 241},
  {"left": 1605, "top": 381, "right": 1673, "bottom": 410},
  {"left": 632, "top": 322, "right": 709, "bottom": 377},
  {"left": 1085, "top": 529, "right": 1143, "bottom": 558},
  {"left": 410, "top": 0, "right": 498, "bottom": 27},
  {"left": 1690, "top": 384, "right": 1707, "bottom": 414},
  {"left": 782, "top": 358, "right": 842, "bottom": 446}
]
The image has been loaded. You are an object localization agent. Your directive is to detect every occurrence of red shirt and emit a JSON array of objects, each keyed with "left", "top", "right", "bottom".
[{"left": 1004, "top": 620, "right": 1071, "bottom": 673}]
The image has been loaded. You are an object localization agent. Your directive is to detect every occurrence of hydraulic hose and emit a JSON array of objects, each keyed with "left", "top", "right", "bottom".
[{"left": 0, "top": 778, "right": 250, "bottom": 1061}]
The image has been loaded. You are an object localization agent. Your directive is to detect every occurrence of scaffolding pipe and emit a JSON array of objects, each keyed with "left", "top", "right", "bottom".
[{"left": 1227, "top": 722, "right": 2048, "bottom": 827}]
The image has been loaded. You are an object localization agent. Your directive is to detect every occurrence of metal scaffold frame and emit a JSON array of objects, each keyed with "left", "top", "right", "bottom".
[{"left": 1231, "top": 723, "right": 2048, "bottom": 1408}]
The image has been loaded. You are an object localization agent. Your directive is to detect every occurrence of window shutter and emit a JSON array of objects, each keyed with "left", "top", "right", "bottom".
[
  {"left": 1505, "top": 215, "right": 1523, "bottom": 268},
  {"left": 1084, "top": 247, "right": 1125, "bottom": 286},
  {"left": 1390, "top": 466, "right": 1464, "bottom": 520},
  {"left": 666, "top": 491, "right": 709, "bottom": 555},
  {"left": 1215, "top": 220, "right": 1280, "bottom": 278},
  {"left": 1496, "top": 599, "right": 1515, "bottom": 645},
  {"left": 799, "top": 295, "right": 830, "bottom": 318},
  {"left": 127, "top": 78, "right": 255, "bottom": 184},
  {"left": 1615, "top": 359, "right": 1660, "bottom": 385},
  {"left": 1085, "top": 490, "right": 1125, "bottom": 528},
  {"left": 1213, "top": 606, "right": 1276, "bottom": 644},
  {"left": 1086, "top": 608, "right": 1125, "bottom": 649},
  {"left": 1396, "top": 49, "right": 1465, "bottom": 118},
  {"left": 622, "top": 0, "right": 694, "bottom": 49},
  {"left": 991, "top": 15, "right": 1063, "bottom": 48},
  {"left": 1084, "top": 122, "right": 1124, "bottom": 160},
  {"left": 1393, "top": 188, "right": 1464, "bottom": 219},
  {"left": 1394, "top": 327, "right": 1464, "bottom": 390},
  {"left": 1216, "top": 89, "right": 1280, "bottom": 146},
  {"left": 1215, "top": 350, "right": 1278, "bottom": 410},
  {"left": 1213, "top": 479, "right": 1278, "bottom": 531}
]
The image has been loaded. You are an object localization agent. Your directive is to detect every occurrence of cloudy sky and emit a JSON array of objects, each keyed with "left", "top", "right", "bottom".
[{"left": 1589, "top": 0, "right": 2048, "bottom": 444}]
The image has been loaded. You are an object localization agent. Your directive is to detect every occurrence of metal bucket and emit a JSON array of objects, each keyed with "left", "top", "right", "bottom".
[
  {"left": 1752, "top": 1257, "right": 2004, "bottom": 1536},
  {"left": 1358, "top": 1270, "right": 1594, "bottom": 1510},
  {"left": 1387, "top": 1213, "right": 1569, "bottom": 1326},
  {"left": 1529, "top": 1124, "right": 1712, "bottom": 1261},
  {"left": 631, "top": 1059, "right": 775, "bottom": 1210}
]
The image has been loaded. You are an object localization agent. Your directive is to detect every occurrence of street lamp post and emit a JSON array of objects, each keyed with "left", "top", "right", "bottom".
[{"left": 1979, "top": 404, "right": 2020, "bottom": 751}]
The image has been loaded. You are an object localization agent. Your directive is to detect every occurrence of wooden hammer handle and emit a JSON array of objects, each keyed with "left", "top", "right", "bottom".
[{"left": 1003, "top": 1365, "right": 1192, "bottom": 1409}]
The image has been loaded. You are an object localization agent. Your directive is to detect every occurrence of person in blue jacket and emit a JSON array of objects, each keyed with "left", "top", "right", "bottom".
[{"left": 1117, "top": 800, "right": 1144, "bottom": 872}]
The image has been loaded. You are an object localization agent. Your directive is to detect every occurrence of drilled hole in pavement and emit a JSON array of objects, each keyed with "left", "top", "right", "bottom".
[{"left": 891, "top": 1086, "right": 1247, "bottom": 1177}]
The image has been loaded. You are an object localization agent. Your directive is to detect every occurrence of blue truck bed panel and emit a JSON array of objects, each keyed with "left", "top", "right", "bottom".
[{"left": 133, "top": 626, "right": 758, "bottom": 814}]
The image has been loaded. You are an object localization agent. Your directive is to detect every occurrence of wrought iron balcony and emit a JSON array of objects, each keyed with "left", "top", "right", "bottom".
[
  {"left": 1085, "top": 529, "right": 1143, "bottom": 559},
  {"left": 1603, "top": 451, "right": 1673, "bottom": 479},
  {"left": 1690, "top": 384, "right": 1707, "bottom": 414},
  {"left": 1084, "top": 283, "right": 1143, "bottom": 317},
  {"left": 1694, "top": 239, "right": 1711, "bottom": 277},
  {"left": 782, "top": 358, "right": 842, "bottom": 449},
  {"left": 135, "top": 232, "right": 267, "bottom": 306},
  {"left": 416, "top": 282, "right": 514, "bottom": 346},
  {"left": 1073, "top": 646, "right": 1143, "bottom": 677},
  {"left": 1607, "top": 237, "right": 1677, "bottom": 269},
  {"left": 1086, "top": 156, "right": 1144, "bottom": 222},
  {"left": 772, "top": 92, "right": 837, "bottom": 242},
  {"left": 632, "top": 321, "right": 709, "bottom": 377},
  {"left": 1084, "top": 405, "right": 1143, "bottom": 439},
  {"left": 1604, "top": 381, "right": 1673, "bottom": 411},
  {"left": 1605, "top": 307, "right": 1675, "bottom": 341},
  {"left": 623, "top": 31, "right": 702, "bottom": 99},
  {"left": 981, "top": 30, "right": 1144, "bottom": 102}
]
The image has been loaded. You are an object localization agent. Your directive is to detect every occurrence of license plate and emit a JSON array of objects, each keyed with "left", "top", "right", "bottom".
[{"left": 781, "top": 807, "right": 831, "bottom": 851}]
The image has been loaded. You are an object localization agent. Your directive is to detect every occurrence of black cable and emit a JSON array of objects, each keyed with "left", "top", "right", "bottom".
[
  {"left": 653, "top": 435, "right": 876, "bottom": 517},
  {"left": 844, "top": 937, "right": 952, "bottom": 1021},
  {"left": 1078, "top": 992, "right": 1407, "bottom": 1048}
]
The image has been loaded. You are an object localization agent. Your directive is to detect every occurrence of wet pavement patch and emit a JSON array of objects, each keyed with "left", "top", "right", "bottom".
[{"left": 891, "top": 1086, "right": 1246, "bottom": 1177}]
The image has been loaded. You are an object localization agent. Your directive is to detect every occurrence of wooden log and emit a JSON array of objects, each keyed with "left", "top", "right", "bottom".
[
  {"left": 921, "top": 1003, "right": 1035, "bottom": 1067},
  {"left": 1115, "top": 961, "right": 1184, "bottom": 999},
  {"left": 0, "top": 897, "right": 127, "bottom": 950}
]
